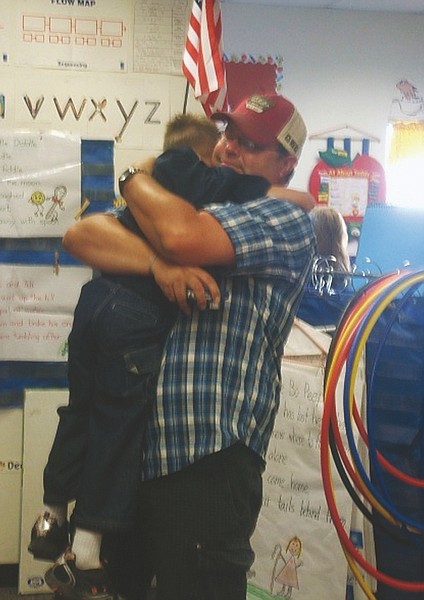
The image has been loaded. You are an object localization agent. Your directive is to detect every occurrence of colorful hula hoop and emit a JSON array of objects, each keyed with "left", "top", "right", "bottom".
[{"left": 320, "top": 269, "right": 424, "bottom": 596}]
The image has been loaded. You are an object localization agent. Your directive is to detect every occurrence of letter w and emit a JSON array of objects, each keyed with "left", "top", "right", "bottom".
[{"left": 54, "top": 98, "right": 87, "bottom": 120}]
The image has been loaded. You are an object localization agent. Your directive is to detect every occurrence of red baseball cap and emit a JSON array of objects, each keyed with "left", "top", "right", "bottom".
[{"left": 212, "top": 93, "right": 307, "bottom": 158}]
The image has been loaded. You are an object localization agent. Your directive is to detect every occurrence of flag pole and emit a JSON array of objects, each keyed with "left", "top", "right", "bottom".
[{"left": 183, "top": 81, "right": 190, "bottom": 114}]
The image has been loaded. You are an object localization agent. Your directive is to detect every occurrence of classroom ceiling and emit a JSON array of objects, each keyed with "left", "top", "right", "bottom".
[{"left": 222, "top": 0, "right": 424, "bottom": 14}]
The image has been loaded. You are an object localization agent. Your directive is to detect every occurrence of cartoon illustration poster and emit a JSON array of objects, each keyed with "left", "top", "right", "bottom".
[
  {"left": 247, "top": 324, "right": 365, "bottom": 599},
  {"left": 390, "top": 79, "right": 424, "bottom": 121},
  {"left": 0, "top": 131, "right": 81, "bottom": 237}
]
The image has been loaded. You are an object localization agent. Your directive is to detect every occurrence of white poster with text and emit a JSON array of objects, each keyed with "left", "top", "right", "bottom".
[
  {"left": 0, "top": 264, "right": 92, "bottom": 361},
  {"left": 0, "top": 131, "right": 81, "bottom": 238},
  {"left": 247, "top": 325, "right": 365, "bottom": 600}
]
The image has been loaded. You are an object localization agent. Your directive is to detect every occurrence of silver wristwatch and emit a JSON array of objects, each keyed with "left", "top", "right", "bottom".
[{"left": 118, "top": 167, "right": 147, "bottom": 197}]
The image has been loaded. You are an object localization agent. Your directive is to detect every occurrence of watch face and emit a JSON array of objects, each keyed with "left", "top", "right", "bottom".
[
  {"left": 120, "top": 168, "right": 131, "bottom": 181},
  {"left": 119, "top": 169, "right": 132, "bottom": 196},
  {"left": 119, "top": 167, "right": 146, "bottom": 196}
]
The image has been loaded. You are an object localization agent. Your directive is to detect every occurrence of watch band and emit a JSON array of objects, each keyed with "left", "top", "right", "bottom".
[{"left": 118, "top": 167, "right": 149, "bottom": 197}]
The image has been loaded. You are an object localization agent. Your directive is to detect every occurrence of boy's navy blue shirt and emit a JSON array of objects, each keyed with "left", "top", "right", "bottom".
[
  {"left": 109, "top": 146, "right": 269, "bottom": 305},
  {"left": 118, "top": 146, "right": 269, "bottom": 235}
]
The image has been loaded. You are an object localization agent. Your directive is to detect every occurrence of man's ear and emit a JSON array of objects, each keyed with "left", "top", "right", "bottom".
[{"left": 280, "top": 155, "right": 298, "bottom": 180}]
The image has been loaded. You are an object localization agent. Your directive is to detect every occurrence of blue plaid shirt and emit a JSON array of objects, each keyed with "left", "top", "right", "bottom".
[{"left": 141, "top": 197, "right": 316, "bottom": 480}]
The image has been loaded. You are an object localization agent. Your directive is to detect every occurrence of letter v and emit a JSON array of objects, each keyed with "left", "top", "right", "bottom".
[{"left": 23, "top": 95, "right": 45, "bottom": 120}]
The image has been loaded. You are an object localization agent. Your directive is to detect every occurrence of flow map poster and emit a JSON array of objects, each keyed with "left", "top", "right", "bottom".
[{"left": 15, "top": 0, "right": 131, "bottom": 73}]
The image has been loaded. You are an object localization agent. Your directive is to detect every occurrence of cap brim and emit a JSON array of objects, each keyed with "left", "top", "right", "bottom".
[{"left": 212, "top": 112, "right": 276, "bottom": 146}]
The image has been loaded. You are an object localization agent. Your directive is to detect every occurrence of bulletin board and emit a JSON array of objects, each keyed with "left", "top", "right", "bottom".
[
  {"left": 0, "top": 137, "right": 114, "bottom": 395},
  {"left": 225, "top": 55, "right": 283, "bottom": 108},
  {"left": 308, "top": 136, "right": 386, "bottom": 258},
  {"left": 309, "top": 154, "right": 386, "bottom": 220},
  {"left": 308, "top": 142, "right": 386, "bottom": 221},
  {"left": 0, "top": 0, "right": 204, "bottom": 407}
]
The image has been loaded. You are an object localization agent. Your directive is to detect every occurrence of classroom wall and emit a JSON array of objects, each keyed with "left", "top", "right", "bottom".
[
  {"left": 0, "top": 68, "right": 192, "bottom": 186},
  {"left": 221, "top": 4, "right": 424, "bottom": 188},
  {"left": 1, "top": 0, "right": 423, "bottom": 574},
  {"left": 2, "top": 3, "right": 423, "bottom": 190}
]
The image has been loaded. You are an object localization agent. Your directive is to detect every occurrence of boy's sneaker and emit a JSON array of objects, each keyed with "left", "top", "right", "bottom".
[
  {"left": 45, "top": 550, "right": 119, "bottom": 600},
  {"left": 28, "top": 512, "right": 69, "bottom": 561}
]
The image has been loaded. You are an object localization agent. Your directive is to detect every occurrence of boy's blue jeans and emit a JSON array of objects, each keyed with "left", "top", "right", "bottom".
[{"left": 43, "top": 276, "right": 174, "bottom": 532}]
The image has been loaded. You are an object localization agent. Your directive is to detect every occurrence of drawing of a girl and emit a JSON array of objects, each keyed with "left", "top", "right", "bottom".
[{"left": 271, "top": 535, "right": 303, "bottom": 598}]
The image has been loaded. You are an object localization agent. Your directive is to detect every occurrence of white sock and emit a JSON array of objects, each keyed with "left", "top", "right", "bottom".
[
  {"left": 71, "top": 527, "right": 103, "bottom": 570},
  {"left": 43, "top": 504, "right": 67, "bottom": 527}
]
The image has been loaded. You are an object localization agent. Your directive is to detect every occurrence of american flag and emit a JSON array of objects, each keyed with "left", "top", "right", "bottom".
[{"left": 182, "top": 0, "right": 228, "bottom": 117}]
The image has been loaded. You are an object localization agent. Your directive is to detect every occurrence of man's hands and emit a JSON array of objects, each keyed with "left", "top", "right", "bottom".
[
  {"left": 151, "top": 256, "right": 221, "bottom": 315},
  {"left": 63, "top": 213, "right": 222, "bottom": 316}
]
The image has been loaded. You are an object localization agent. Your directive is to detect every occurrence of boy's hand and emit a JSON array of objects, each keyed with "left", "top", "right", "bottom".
[{"left": 268, "top": 185, "right": 315, "bottom": 212}]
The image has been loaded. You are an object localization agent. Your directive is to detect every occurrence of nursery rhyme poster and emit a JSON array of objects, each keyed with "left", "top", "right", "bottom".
[
  {"left": 0, "top": 264, "right": 92, "bottom": 361},
  {"left": 247, "top": 324, "right": 365, "bottom": 600}
]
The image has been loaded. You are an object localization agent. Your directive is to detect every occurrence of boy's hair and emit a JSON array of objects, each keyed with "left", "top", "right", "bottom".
[{"left": 163, "top": 113, "right": 220, "bottom": 163}]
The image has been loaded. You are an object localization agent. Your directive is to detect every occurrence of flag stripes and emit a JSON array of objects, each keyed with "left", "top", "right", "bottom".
[{"left": 183, "top": 0, "right": 228, "bottom": 116}]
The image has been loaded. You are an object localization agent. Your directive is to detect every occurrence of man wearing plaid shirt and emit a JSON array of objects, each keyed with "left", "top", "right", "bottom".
[{"left": 63, "top": 94, "right": 316, "bottom": 600}]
